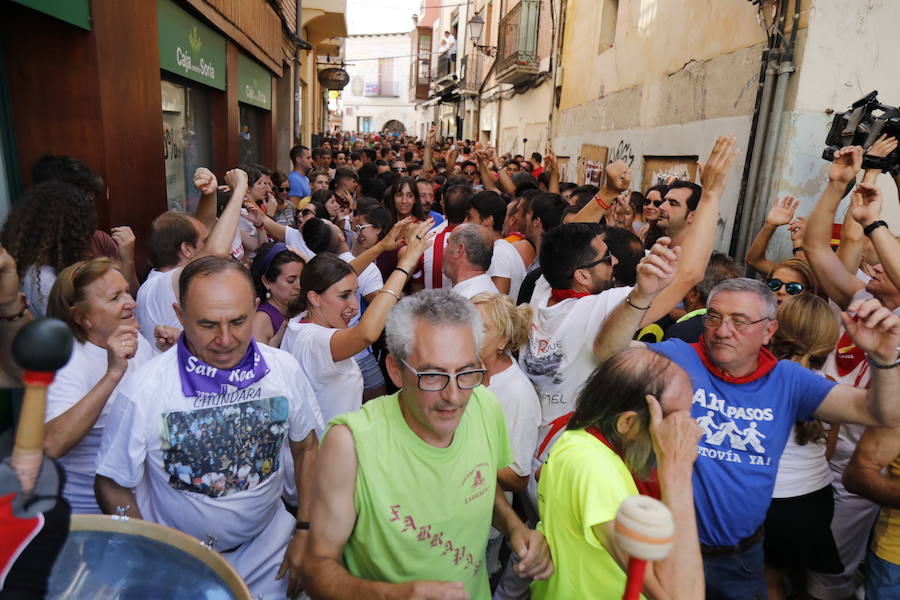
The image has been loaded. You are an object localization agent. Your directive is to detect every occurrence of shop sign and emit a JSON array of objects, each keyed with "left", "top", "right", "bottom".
[
  {"left": 11, "top": 0, "right": 90, "bottom": 30},
  {"left": 238, "top": 53, "right": 271, "bottom": 110},
  {"left": 157, "top": 0, "right": 226, "bottom": 90}
]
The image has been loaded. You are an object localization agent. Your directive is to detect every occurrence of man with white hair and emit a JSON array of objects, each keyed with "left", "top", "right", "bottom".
[
  {"left": 444, "top": 223, "right": 500, "bottom": 299},
  {"left": 302, "top": 290, "right": 553, "bottom": 599}
]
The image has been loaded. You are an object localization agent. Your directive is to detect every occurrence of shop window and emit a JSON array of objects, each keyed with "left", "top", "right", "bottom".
[
  {"left": 161, "top": 78, "right": 213, "bottom": 212},
  {"left": 239, "top": 103, "right": 263, "bottom": 166}
]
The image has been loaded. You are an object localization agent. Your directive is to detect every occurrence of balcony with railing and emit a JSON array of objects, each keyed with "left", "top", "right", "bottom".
[
  {"left": 435, "top": 50, "right": 454, "bottom": 80},
  {"left": 459, "top": 54, "right": 482, "bottom": 94},
  {"left": 409, "top": 26, "right": 433, "bottom": 101},
  {"left": 496, "top": 0, "right": 540, "bottom": 85}
]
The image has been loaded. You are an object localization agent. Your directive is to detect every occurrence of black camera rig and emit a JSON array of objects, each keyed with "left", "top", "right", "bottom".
[{"left": 823, "top": 91, "right": 900, "bottom": 175}]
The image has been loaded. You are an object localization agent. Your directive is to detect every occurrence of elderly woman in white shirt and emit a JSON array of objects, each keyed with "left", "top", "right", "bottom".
[{"left": 44, "top": 257, "right": 172, "bottom": 513}]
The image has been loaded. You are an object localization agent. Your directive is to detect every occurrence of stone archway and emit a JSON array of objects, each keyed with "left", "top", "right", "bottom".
[{"left": 382, "top": 119, "right": 406, "bottom": 133}]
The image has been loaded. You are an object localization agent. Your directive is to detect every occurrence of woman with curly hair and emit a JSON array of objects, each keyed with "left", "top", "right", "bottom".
[{"left": 1, "top": 180, "right": 97, "bottom": 316}]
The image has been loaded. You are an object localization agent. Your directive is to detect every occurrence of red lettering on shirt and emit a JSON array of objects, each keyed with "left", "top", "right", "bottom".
[
  {"left": 388, "top": 504, "right": 401, "bottom": 522},
  {"left": 417, "top": 524, "right": 432, "bottom": 542},
  {"left": 430, "top": 531, "right": 444, "bottom": 548},
  {"left": 401, "top": 515, "right": 417, "bottom": 533}
]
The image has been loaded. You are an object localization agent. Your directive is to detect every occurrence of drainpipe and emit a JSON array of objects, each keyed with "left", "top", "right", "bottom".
[
  {"left": 733, "top": 52, "right": 778, "bottom": 259},
  {"left": 294, "top": 0, "right": 303, "bottom": 145},
  {"left": 742, "top": 0, "right": 799, "bottom": 264}
]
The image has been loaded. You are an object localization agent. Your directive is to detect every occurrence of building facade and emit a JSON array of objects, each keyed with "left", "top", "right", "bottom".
[
  {"left": 340, "top": 32, "right": 418, "bottom": 136},
  {"left": 0, "top": 0, "right": 346, "bottom": 263}
]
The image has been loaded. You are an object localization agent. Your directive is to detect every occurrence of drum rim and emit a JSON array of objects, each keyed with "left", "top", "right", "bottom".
[{"left": 69, "top": 514, "right": 251, "bottom": 599}]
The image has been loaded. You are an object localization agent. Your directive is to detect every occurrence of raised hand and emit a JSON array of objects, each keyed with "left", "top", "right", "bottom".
[
  {"left": 193, "top": 168, "right": 218, "bottom": 195},
  {"left": 699, "top": 135, "right": 738, "bottom": 196},
  {"left": 647, "top": 394, "right": 701, "bottom": 471},
  {"left": 868, "top": 134, "right": 898, "bottom": 159},
  {"left": 828, "top": 146, "right": 863, "bottom": 184},
  {"left": 850, "top": 182, "right": 883, "bottom": 227},
  {"left": 605, "top": 160, "right": 632, "bottom": 191},
  {"left": 106, "top": 325, "right": 139, "bottom": 377},
  {"left": 403, "top": 219, "right": 437, "bottom": 258},
  {"left": 225, "top": 168, "right": 249, "bottom": 190},
  {"left": 765, "top": 196, "right": 798, "bottom": 227},
  {"left": 153, "top": 325, "right": 180, "bottom": 352},
  {"left": 544, "top": 148, "right": 557, "bottom": 171},
  {"left": 789, "top": 217, "right": 807, "bottom": 247},
  {"left": 634, "top": 237, "right": 680, "bottom": 299},
  {"left": 843, "top": 297, "right": 900, "bottom": 365}
]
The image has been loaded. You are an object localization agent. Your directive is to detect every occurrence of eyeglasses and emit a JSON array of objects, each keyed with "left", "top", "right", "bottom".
[
  {"left": 767, "top": 279, "right": 804, "bottom": 295},
  {"left": 644, "top": 199, "right": 664, "bottom": 207},
  {"left": 400, "top": 358, "right": 486, "bottom": 392},
  {"left": 355, "top": 223, "right": 374, "bottom": 233},
  {"left": 702, "top": 313, "right": 771, "bottom": 332},
  {"left": 279, "top": 186, "right": 291, "bottom": 193},
  {"left": 463, "top": 170, "right": 477, "bottom": 176},
  {"left": 572, "top": 251, "right": 613, "bottom": 275}
]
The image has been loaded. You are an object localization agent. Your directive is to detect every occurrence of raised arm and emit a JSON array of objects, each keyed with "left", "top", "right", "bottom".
[
  {"left": 640, "top": 135, "right": 738, "bottom": 325},
  {"left": 815, "top": 297, "right": 900, "bottom": 428},
  {"left": 422, "top": 126, "right": 435, "bottom": 176},
  {"left": 199, "top": 169, "right": 248, "bottom": 258},
  {"left": 192, "top": 167, "right": 219, "bottom": 231},
  {"left": 328, "top": 221, "right": 435, "bottom": 362},
  {"left": 805, "top": 146, "right": 866, "bottom": 309},
  {"left": 475, "top": 150, "right": 498, "bottom": 192},
  {"left": 843, "top": 425, "right": 900, "bottom": 509},
  {"left": 850, "top": 182, "right": 900, "bottom": 292},
  {"left": 745, "top": 196, "right": 798, "bottom": 275},
  {"left": 593, "top": 238, "right": 679, "bottom": 362},
  {"left": 544, "top": 148, "right": 560, "bottom": 194},
  {"left": 301, "top": 426, "right": 468, "bottom": 600}
]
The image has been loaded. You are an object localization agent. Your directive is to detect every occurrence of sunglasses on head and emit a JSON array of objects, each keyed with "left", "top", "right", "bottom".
[
  {"left": 644, "top": 199, "right": 664, "bottom": 207},
  {"left": 767, "top": 279, "right": 804, "bottom": 295}
]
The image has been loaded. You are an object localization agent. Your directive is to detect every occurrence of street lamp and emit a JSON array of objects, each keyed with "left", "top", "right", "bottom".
[{"left": 468, "top": 13, "right": 497, "bottom": 57}]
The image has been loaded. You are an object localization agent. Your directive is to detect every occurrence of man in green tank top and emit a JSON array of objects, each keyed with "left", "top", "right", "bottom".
[{"left": 301, "top": 290, "right": 553, "bottom": 599}]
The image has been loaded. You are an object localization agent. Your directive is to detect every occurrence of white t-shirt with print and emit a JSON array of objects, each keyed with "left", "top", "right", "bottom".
[
  {"left": 487, "top": 361, "right": 541, "bottom": 477},
  {"left": 487, "top": 238, "right": 526, "bottom": 299},
  {"left": 46, "top": 335, "right": 156, "bottom": 513},
  {"left": 519, "top": 277, "right": 632, "bottom": 462},
  {"left": 95, "top": 343, "right": 323, "bottom": 550},
  {"left": 282, "top": 320, "right": 364, "bottom": 429},
  {"left": 135, "top": 269, "right": 181, "bottom": 343}
]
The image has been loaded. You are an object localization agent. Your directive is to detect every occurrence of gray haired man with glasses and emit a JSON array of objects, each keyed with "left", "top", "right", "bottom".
[
  {"left": 597, "top": 268, "right": 900, "bottom": 600},
  {"left": 301, "top": 289, "right": 553, "bottom": 600}
]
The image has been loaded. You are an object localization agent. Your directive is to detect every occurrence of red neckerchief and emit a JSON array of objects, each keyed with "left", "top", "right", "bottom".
[
  {"left": 537, "top": 412, "right": 573, "bottom": 459},
  {"left": 504, "top": 232, "right": 526, "bottom": 243},
  {"left": 550, "top": 289, "right": 593, "bottom": 302},
  {"left": 432, "top": 223, "right": 459, "bottom": 289},
  {"left": 689, "top": 336, "right": 778, "bottom": 384},
  {"left": 834, "top": 329, "right": 866, "bottom": 377},
  {"left": 586, "top": 427, "right": 661, "bottom": 500}
]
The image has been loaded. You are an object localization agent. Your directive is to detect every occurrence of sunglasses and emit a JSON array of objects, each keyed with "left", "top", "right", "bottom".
[
  {"left": 463, "top": 170, "right": 477, "bottom": 176},
  {"left": 279, "top": 186, "right": 291, "bottom": 193},
  {"left": 767, "top": 279, "right": 804, "bottom": 295},
  {"left": 393, "top": 167, "right": 408, "bottom": 173},
  {"left": 573, "top": 251, "right": 613, "bottom": 275},
  {"left": 644, "top": 199, "right": 664, "bottom": 207}
]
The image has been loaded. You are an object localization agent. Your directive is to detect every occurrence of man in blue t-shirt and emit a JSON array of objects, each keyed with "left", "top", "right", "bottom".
[
  {"left": 288, "top": 145, "right": 313, "bottom": 204},
  {"left": 596, "top": 272, "right": 900, "bottom": 600}
]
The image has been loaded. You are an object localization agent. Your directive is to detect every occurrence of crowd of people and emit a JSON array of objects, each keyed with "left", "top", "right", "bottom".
[{"left": 1, "top": 126, "right": 900, "bottom": 600}]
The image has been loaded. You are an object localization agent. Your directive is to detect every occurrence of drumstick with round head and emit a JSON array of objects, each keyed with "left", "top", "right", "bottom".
[
  {"left": 615, "top": 495, "right": 675, "bottom": 600},
  {"left": 10, "top": 318, "right": 73, "bottom": 494}
]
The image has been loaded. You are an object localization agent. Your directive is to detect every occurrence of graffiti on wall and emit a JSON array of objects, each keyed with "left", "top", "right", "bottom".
[{"left": 608, "top": 140, "right": 635, "bottom": 166}]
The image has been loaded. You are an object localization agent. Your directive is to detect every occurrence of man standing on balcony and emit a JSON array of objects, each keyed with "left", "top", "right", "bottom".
[{"left": 439, "top": 30, "right": 457, "bottom": 73}]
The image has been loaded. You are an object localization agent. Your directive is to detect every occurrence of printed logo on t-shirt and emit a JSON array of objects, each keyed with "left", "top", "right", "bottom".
[
  {"left": 462, "top": 462, "right": 491, "bottom": 504},
  {"left": 521, "top": 337, "right": 564, "bottom": 385},
  {"left": 692, "top": 388, "right": 774, "bottom": 466},
  {"left": 161, "top": 397, "right": 289, "bottom": 498}
]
